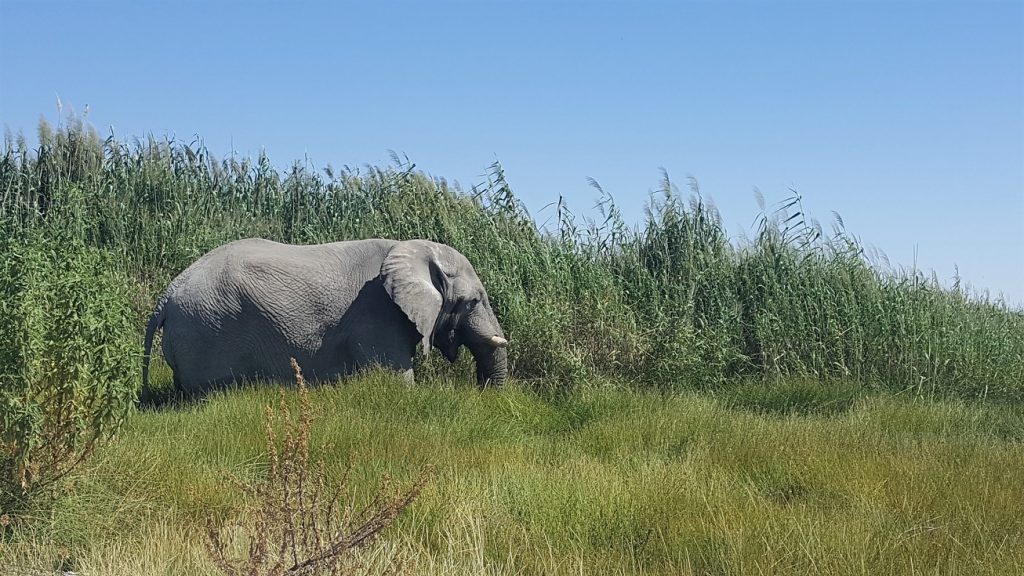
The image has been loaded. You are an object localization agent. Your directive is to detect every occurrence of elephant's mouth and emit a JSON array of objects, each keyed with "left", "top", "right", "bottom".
[{"left": 437, "top": 328, "right": 460, "bottom": 362}]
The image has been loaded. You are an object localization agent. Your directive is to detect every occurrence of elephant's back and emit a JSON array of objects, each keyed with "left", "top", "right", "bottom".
[
  {"left": 167, "top": 238, "right": 392, "bottom": 320},
  {"left": 172, "top": 238, "right": 395, "bottom": 292},
  {"left": 193, "top": 237, "right": 396, "bottom": 269}
]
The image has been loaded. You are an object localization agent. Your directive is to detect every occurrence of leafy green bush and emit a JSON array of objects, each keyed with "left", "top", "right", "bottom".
[{"left": 0, "top": 233, "right": 137, "bottom": 515}]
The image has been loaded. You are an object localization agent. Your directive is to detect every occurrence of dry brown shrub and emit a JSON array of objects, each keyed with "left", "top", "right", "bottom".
[{"left": 206, "top": 358, "right": 430, "bottom": 576}]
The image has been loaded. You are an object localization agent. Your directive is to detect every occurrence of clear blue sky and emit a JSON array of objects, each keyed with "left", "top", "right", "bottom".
[{"left": 2, "top": 1, "right": 1022, "bottom": 306}]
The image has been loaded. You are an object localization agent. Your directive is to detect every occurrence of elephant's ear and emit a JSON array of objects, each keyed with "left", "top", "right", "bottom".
[{"left": 381, "top": 240, "right": 450, "bottom": 356}]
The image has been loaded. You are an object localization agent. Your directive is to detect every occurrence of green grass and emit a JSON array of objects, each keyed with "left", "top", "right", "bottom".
[{"left": 3, "top": 371, "right": 1022, "bottom": 575}]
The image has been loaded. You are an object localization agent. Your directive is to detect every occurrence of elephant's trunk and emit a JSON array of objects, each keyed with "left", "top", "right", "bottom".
[{"left": 468, "top": 342, "right": 508, "bottom": 388}]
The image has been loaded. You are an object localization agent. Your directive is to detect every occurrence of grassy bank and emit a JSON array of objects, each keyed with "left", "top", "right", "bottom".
[{"left": 3, "top": 372, "right": 1022, "bottom": 575}]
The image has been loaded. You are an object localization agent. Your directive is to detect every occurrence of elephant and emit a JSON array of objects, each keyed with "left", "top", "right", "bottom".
[{"left": 141, "top": 238, "right": 508, "bottom": 398}]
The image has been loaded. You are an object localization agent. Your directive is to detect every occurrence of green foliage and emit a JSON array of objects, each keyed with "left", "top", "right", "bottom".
[
  {"left": 1, "top": 113, "right": 1021, "bottom": 573},
  {"left": 0, "top": 232, "right": 137, "bottom": 514},
  {"left": 1, "top": 115, "right": 1022, "bottom": 400}
]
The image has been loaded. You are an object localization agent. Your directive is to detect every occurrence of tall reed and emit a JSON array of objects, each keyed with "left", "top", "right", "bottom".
[{"left": 2, "top": 116, "right": 1021, "bottom": 399}]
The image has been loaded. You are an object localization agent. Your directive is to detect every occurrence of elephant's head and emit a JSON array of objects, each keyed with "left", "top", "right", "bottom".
[{"left": 381, "top": 240, "right": 508, "bottom": 387}]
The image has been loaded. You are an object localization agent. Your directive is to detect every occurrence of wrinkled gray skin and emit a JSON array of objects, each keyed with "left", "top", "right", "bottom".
[{"left": 142, "top": 238, "right": 508, "bottom": 397}]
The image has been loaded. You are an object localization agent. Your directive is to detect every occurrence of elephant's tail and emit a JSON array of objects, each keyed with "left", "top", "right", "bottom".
[{"left": 140, "top": 295, "right": 168, "bottom": 404}]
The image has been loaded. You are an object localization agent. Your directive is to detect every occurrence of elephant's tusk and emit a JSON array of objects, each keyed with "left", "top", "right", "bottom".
[{"left": 489, "top": 335, "right": 508, "bottom": 348}]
